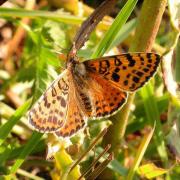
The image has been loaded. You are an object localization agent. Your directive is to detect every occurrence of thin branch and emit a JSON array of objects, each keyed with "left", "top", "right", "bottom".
[
  {"left": 86, "top": 153, "right": 114, "bottom": 180},
  {"left": 77, "top": 144, "right": 111, "bottom": 180},
  {"left": 103, "top": 0, "right": 167, "bottom": 156},
  {"left": 69, "top": 128, "right": 108, "bottom": 173}
]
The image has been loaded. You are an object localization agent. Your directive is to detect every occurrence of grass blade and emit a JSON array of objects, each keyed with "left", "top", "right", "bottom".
[
  {"left": 0, "top": 7, "right": 83, "bottom": 24},
  {"left": 0, "top": 99, "right": 31, "bottom": 146},
  {"left": 107, "top": 18, "right": 137, "bottom": 51},
  {"left": 126, "top": 126, "right": 155, "bottom": 180},
  {"left": 140, "top": 83, "right": 168, "bottom": 164},
  {"left": 91, "top": 0, "right": 138, "bottom": 58},
  {"left": 10, "top": 132, "right": 43, "bottom": 174}
]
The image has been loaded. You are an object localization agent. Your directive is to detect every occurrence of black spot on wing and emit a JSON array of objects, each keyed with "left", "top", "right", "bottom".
[
  {"left": 61, "top": 98, "right": 66, "bottom": 107},
  {"left": 136, "top": 71, "right": 144, "bottom": 77},
  {"left": 124, "top": 80, "right": 128, "bottom": 86},
  {"left": 132, "top": 76, "right": 140, "bottom": 83},
  {"left": 114, "top": 67, "right": 120, "bottom": 73},
  {"left": 126, "top": 54, "right": 136, "bottom": 67},
  {"left": 143, "top": 68, "right": 149, "bottom": 72},
  {"left": 112, "top": 72, "right": 120, "bottom": 82}
]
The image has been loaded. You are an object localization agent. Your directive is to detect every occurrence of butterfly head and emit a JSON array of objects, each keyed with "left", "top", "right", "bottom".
[
  {"left": 66, "top": 50, "right": 87, "bottom": 77},
  {"left": 66, "top": 53, "right": 79, "bottom": 68}
]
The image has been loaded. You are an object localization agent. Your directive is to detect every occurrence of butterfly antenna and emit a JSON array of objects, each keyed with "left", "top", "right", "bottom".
[{"left": 51, "top": 42, "right": 70, "bottom": 54}]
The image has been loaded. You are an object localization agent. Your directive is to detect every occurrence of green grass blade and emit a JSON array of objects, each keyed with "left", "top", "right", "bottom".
[
  {"left": 0, "top": 139, "right": 45, "bottom": 166},
  {"left": 0, "top": 144, "right": 11, "bottom": 166},
  {"left": 0, "top": 99, "right": 31, "bottom": 146},
  {"left": 126, "top": 125, "right": 155, "bottom": 180},
  {"left": 140, "top": 82, "right": 168, "bottom": 164},
  {"left": 16, "top": 169, "right": 45, "bottom": 180},
  {"left": 91, "top": 0, "right": 138, "bottom": 58},
  {"left": 0, "top": 7, "right": 83, "bottom": 25},
  {"left": 10, "top": 132, "right": 43, "bottom": 174},
  {"left": 107, "top": 18, "right": 137, "bottom": 51},
  {"left": 126, "top": 93, "right": 170, "bottom": 134}
]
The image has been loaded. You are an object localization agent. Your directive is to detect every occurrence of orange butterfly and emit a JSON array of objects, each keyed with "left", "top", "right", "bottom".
[{"left": 29, "top": 51, "right": 160, "bottom": 138}]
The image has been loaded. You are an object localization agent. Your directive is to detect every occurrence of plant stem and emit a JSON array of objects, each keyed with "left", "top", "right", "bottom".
[
  {"left": 130, "top": 0, "right": 167, "bottom": 52},
  {"left": 103, "top": 0, "right": 167, "bottom": 155},
  {"left": 175, "top": 39, "right": 180, "bottom": 82}
]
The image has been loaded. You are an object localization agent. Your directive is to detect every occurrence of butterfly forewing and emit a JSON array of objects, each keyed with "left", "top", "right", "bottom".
[
  {"left": 29, "top": 69, "right": 70, "bottom": 132},
  {"left": 84, "top": 53, "right": 161, "bottom": 92}
]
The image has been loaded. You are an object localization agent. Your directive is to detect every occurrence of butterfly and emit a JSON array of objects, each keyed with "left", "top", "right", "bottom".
[{"left": 29, "top": 51, "right": 161, "bottom": 138}]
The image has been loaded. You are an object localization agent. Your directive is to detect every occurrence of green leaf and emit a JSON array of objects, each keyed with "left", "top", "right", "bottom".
[
  {"left": 91, "top": 0, "right": 138, "bottom": 58},
  {"left": 0, "top": 139, "right": 45, "bottom": 163},
  {"left": 126, "top": 93, "right": 170, "bottom": 134},
  {"left": 0, "top": 145, "right": 12, "bottom": 166},
  {"left": 53, "top": 150, "right": 82, "bottom": 180},
  {"left": 43, "top": 20, "right": 71, "bottom": 50},
  {"left": 32, "top": 32, "right": 56, "bottom": 101},
  {"left": 137, "top": 163, "right": 168, "bottom": 179}
]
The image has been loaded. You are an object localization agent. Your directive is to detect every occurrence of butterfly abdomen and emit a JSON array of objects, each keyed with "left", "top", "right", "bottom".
[
  {"left": 79, "top": 92, "right": 92, "bottom": 115},
  {"left": 80, "top": 92, "right": 92, "bottom": 111}
]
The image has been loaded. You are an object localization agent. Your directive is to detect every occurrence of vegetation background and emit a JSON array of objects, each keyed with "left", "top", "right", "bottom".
[{"left": 0, "top": 0, "right": 179, "bottom": 179}]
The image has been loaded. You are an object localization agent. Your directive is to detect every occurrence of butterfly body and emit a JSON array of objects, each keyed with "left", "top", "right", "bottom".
[{"left": 29, "top": 53, "right": 161, "bottom": 138}]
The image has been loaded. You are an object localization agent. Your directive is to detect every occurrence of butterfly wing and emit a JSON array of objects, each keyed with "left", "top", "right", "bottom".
[
  {"left": 29, "top": 69, "right": 70, "bottom": 132},
  {"left": 29, "top": 52, "right": 160, "bottom": 136},
  {"left": 66, "top": 70, "right": 127, "bottom": 119},
  {"left": 84, "top": 53, "right": 161, "bottom": 92},
  {"left": 55, "top": 69, "right": 127, "bottom": 137},
  {"left": 85, "top": 72, "right": 127, "bottom": 118},
  {"left": 55, "top": 74, "right": 87, "bottom": 138}
]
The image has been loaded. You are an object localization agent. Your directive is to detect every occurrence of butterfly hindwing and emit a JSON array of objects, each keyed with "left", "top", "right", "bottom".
[
  {"left": 84, "top": 53, "right": 161, "bottom": 92},
  {"left": 85, "top": 72, "right": 127, "bottom": 118},
  {"left": 55, "top": 74, "right": 87, "bottom": 138},
  {"left": 29, "top": 69, "right": 70, "bottom": 132},
  {"left": 71, "top": 71, "right": 127, "bottom": 119}
]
